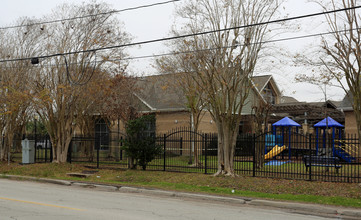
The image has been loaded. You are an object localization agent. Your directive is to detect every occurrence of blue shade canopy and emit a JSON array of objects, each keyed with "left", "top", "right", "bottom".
[
  {"left": 272, "top": 117, "right": 301, "bottom": 127},
  {"left": 314, "top": 117, "right": 344, "bottom": 128}
]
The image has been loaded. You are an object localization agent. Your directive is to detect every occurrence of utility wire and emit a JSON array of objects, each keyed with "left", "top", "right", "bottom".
[
  {"left": 0, "top": 26, "right": 359, "bottom": 69},
  {"left": 121, "top": 28, "right": 343, "bottom": 61},
  {"left": 0, "top": 4, "right": 360, "bottom": 63},
  {"left": 0, "top": 0, "right": 180, "bottom": 30}
]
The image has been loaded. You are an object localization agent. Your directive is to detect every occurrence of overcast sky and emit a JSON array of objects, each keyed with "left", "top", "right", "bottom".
[{"left": 0, "top": 0, "right": 347, "bottom": 102}]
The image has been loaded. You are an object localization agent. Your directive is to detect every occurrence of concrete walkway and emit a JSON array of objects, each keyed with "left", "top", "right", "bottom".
[{"left": 1, "top": 174, "right": 361, "bottom": 219}]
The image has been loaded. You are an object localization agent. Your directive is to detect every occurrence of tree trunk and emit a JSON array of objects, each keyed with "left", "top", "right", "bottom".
[
  {"left": 0, "top": 136, "right": 10, "bottom": 161},
  {"left": 0, "top": 129, "right": 14, "bottom": 162},
  {"left": 50, "top": 121, "right": 73, "bottom": 163},
  {"left": 190, "top": 112, "right": 201, "bottom": 167},
  {"left": 52, "top": 138, "right": 72, "bottom": 163},
  {"left": 255, "top": 135, "right": 265, "bottom": 169},
  {"left": 214, "top": 119, "right": 239, "bottom": 176},
  {"left": 79, "top": 116, "right": 95, "bottom": 161},
  {"left": 354, "top": 104, "right": 361, "bottom": 156},
  {"left": 128, "top": 158, "right": 136, "bottom": 169}
]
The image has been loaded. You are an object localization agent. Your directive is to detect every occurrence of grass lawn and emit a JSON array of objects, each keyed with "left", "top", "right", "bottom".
[{"left": 0, "top": 162, "right": 361, "bottom": 208}]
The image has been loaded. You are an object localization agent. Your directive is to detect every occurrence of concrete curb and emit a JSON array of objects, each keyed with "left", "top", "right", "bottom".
[
  {"left": 118, "top": 187, "right": 246, "bottom": 204},
  {"left": 2, "top": 174, "right": 72, "bottom": 186},
  {"left": 249, "top": 199, "right": 337, "bottom": 215},
  {"left": 340, "top": 210, "right": 361, "bottom": 218},
  {"left": 40, "top": 178, "right": 72, "bottom": 186},
  {"left": 1, "top": 174, "right": 361, "bottom": 219},
  {"left": 249, "top": 200, "right": 361, "bottom": 219},
  {"left": 174, "top": 191, "right": 246, "bottom": 204}
]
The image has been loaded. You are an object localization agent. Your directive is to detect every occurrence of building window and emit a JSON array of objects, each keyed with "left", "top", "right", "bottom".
[
  {"left": 95, "top": 118, "right": 109, "bottom": 150},
  {"left": 143, "top": 116, "right": 156, "bottom": 138},
  {"left": 263, "top": 84, "right": 276, "bottom": 104}
]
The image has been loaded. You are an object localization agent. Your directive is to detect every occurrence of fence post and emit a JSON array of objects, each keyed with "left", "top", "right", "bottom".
[
  {"left": 50, "top": 139, "right": 53, "bottom": 163},
  {"left": 163, "top": 134, "right": 166, "bottom": 171},
  {"left": 97, "top": 138, "right": 100, "bottom": 169},
  {"left": 45, "top": 135, "right": 48, "bottom": 163},
  {"left": 68, "top": 140, "right": 72, "bottom": 164},
  {"left": 205, "top": 134, "right": 208, "bottom": 174},
  {"left": 252, "top": 133, "right": 256, "bottom": 177},
  {"left": 180, "top": 137, "right": 183, "bottom": 156},
  {"left": 120, "top": 136, "right": 123, "bottom": 161},
  {"left": 309, "top": 133, "right": 312, "bottom": 181}
]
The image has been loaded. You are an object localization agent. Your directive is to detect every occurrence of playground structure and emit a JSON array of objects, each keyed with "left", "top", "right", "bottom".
[
  {"left": 264, "top": 145, "right": 286, "bottom": 160},
  {"left": 335, "top": 140, "right": 359, "bottom": 160},
  {"left": 264, "top": 117, "right": 301, "bottom": 162},
  {"left": 264, "top": 116, "right": 359, "bottom": 165},
  {"left": 314, "top": 117, "right": 358, "bottom": 163}
]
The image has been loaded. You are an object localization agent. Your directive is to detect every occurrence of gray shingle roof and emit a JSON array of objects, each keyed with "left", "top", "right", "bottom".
[
  {"left": 252, "top": 75, "right": 272, "bottom": 92},
  {"left": 280, "top": 96, "right": 299, "bottom": 104},
  {"left": 339, "top": 92, "right": 353, "bottom": 111},
  {"left": 135, "top": 73, "right": 278, "bottom": 113},
  {"left": 135, "top": 73, "right": 187, "bottom": 111}
]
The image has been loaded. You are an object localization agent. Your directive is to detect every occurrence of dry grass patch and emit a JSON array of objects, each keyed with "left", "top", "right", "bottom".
[{"left": 1, "top": 162, "right": 361, "bottom": 207}]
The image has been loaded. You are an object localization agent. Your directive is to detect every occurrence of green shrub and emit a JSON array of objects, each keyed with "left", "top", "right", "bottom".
[{"left": 122, "top": 115, "right": 162, "bottom": 170}]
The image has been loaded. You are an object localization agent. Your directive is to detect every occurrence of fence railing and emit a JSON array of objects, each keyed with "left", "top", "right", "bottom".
[{"left": 14, "top": 128, "right": 361, "bottom": 183}]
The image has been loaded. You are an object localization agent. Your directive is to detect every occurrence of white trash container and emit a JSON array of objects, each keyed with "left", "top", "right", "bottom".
[{"left": 21, "top": 139, "right": 35, "bottom": 164}]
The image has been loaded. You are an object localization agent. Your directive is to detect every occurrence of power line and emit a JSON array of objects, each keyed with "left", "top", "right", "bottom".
[
  {"left": 0, "top": 0, "right": 180, "bottom": 31},
  {"left": 0, "top": 4, "right": 360, "bottom": 63},
  {"left": 53, "top": 27, "right": 361, "bottom": 62},
  {"left": 119, "top": 30, "right": 341, "bottom": 61},
  {"left": 0, "top": 26, "right": 358, "bottom": 69}
]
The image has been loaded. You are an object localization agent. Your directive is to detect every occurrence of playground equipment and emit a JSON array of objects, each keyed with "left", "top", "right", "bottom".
[
  {"left": 335, "top": 140, "right": 359, "bottom": 160},
  {"left": 265, "top": 145, "right": 287, "bottom": 160},
  {"left": 265, "top": 117, "right": 301, "bottom": 161},
  {"left": 314, "top": 117, "right": 356, "bottom": 162}
]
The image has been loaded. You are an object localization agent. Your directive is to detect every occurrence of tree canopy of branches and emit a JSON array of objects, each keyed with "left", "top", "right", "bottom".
[
  {"left": 157, "top": 0, "right": 282, "bottom": 176},
  {"left": 100, "top": 73, "right": 139, "bottom": 124},
  {"left": 33, "top": 3, "right": 131, "bottom": 163},
  {"left": 0, "top": 2, "right": 132, "bottom": 163},
  {"left": 0, "top": 18, "right": 41, "bottom": 160},
  {"left": 297, "top": 0, "right": 361, "bottom": 142}
]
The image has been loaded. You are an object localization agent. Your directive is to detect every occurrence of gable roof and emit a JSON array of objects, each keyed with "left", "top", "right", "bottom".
[
  {"left": 252, "top": 75, "right": 272, "bottom": 92},
  {"left": 338, "top": 92, "right": 353, "bottom": 112},
  {"left": 252, "top": 75, "right": 281, "bottom": 97},
  {"left": 135, "top": 73, "right": 187, "bottom": 112},
  {"left": 135, "top": 73, "right": 281, "bottom": 114}
]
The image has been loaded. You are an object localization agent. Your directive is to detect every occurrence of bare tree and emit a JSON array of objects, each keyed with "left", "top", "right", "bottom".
[
  {"left": 101, "top": 73, "right": 139, "bottom": 124},
  {"left": 297, "top": 0, "right": 361, "bottom": 142},
  {"left": 0, "top": 18, "right": 40, "bottom": 161},
  {"left": 30, "top": 2, "right": 131, "bottom": 163},
  {"left": 158, "top": 0, "right": 282, "bottom": 176}
]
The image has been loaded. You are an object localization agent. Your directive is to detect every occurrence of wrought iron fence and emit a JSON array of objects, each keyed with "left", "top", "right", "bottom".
[
  {"left": 11, "top": 134, "right": 53, "bottom": 163},
  {"left": 14, "top": 128, "right": 361, "bottom": 183}
]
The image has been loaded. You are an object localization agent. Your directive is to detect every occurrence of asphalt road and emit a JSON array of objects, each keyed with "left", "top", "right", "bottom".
[{"left": 0, "top": 179, "right": 331, "bottom": 220}]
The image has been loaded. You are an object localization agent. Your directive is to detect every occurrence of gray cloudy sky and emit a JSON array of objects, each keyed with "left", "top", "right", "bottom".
[{"left": 0, "top": 0, "right": 346, "bottom": 102}]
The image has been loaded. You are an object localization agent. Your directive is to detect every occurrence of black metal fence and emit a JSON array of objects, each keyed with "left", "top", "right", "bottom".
[
  {"left": 11, "top": 134, "right": 53, "bottom": 163},
  {"left": 15, "top": 128, "right": 361, "bottom": 183}
]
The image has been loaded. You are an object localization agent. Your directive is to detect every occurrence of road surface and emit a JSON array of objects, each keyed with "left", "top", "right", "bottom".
[{"left": 0, "top": 179, "right": 331, "bottom": 220}]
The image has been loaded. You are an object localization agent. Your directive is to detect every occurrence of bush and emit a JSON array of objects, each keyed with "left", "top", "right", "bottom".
[{"left": 122, "top": 115, "right": 162, "bottom": 170}]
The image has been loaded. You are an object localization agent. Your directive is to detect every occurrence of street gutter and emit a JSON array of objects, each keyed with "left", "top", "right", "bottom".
[{"left": 1, "top": 174, "right": 361, "bottom": 219}]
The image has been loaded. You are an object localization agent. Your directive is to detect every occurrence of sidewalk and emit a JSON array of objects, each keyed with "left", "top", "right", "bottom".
[{"left": 2, "top": 174, "right": 361, "bottom": 219}]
